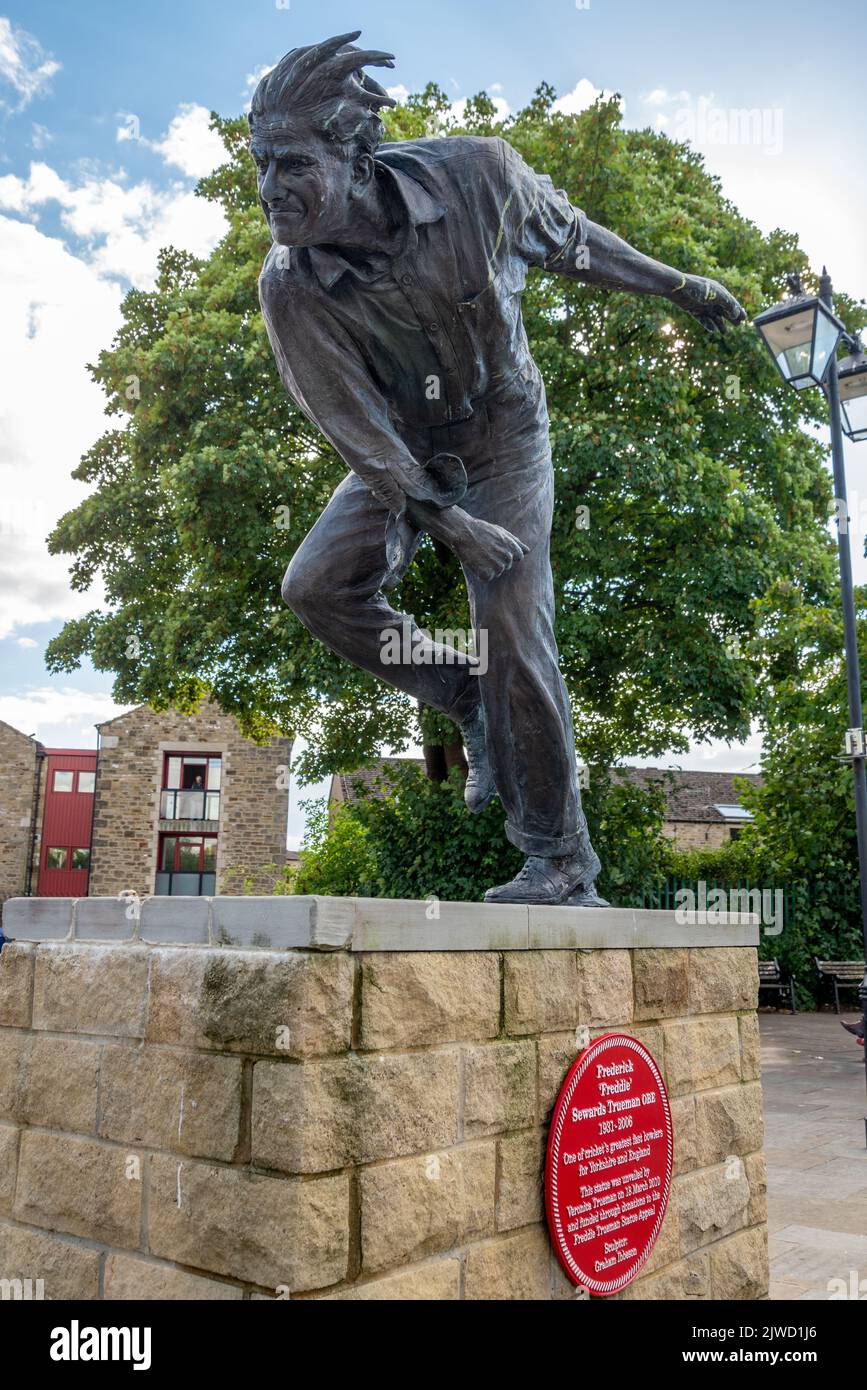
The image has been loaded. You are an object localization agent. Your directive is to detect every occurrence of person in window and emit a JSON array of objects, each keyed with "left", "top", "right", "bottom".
[{"left": 253, "top": 33, "right": 745, "bottom": 906}]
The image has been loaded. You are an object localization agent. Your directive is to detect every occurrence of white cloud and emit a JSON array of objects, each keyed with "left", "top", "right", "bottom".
[
  {"left": 643, "top": 88, "right": 690, "bottom": 107},
  {"left": 0, "top": 17, "right": 59, "bottom": 112},
  {"left": 0, "top": 118, "right": 229, "bottom": 644},
  {"left": 386, "top": 83, "right": 410, "bottom": 104},
  {"left": 0, "top": 158, "right": 226, "bottom": 288},
  {"left": 141, "top": 103, "right": 227, "bottom": 179},
  {"left": 553, "top": 78, "right": 622, "bottom": 117},
  {"left": 30, "top": 122, "right": 52, "bottom": 150},
  {"left": 16, "top": 637, "right": 38, "bottom": 648},
  {"left": 0, "top": 686, "right": 136, "bottom": 746}
]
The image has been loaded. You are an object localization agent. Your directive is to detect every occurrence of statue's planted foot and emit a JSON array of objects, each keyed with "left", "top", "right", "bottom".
[
  {"left": 462, "top": 705, "right": 497, "bottom": 813},
  {"left": 484, "top": 845, "right": 607, "bottom": 906}
]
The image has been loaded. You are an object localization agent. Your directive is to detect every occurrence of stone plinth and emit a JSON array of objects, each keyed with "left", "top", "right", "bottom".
[{"left": 0, "top": 895, "right": 767, "bottom": 1301}]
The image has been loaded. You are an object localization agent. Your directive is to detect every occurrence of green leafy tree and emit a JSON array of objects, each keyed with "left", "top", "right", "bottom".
[{"left": 46, "top": 84, "right": 852, "bottom": 784}]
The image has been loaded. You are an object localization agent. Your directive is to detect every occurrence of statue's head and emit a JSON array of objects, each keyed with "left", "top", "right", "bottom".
[{"left": 248, "top": 30, "right": 397, "bottom": 247}]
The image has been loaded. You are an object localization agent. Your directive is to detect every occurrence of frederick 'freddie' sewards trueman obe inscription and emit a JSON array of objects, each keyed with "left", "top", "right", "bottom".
[{"left": 545, "top": 1034, "right": 673, "bottom": 1295}]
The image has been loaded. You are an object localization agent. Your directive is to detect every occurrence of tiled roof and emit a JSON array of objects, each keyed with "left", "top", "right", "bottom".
[
  {"left": 612, "top": 767, "right": 762, "bottom": 823},
  {"left": 330, "top": 760, "right": 761, "bottom": 825}
]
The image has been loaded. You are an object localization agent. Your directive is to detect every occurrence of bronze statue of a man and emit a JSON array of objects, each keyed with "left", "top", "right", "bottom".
[{"left": 251, "top": 32, "right": 745, "bottom": 906}]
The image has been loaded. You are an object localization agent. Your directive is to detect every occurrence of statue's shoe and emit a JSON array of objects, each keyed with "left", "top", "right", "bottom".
[
  {"left": 484, "top": 847, "right": 605, "bottom": 906},
  {"left": 462, "top": 705, "right": 497, "bottom": 813}
]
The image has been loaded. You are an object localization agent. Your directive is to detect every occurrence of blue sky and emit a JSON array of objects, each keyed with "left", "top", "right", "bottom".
[{"left": 1, "top": 0, "right": 866, "bottom": 842}]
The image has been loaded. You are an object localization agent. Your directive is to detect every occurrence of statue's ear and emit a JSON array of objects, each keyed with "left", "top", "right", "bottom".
[{"left": 350, "top": 151, "right": 376, "bottom": 194}]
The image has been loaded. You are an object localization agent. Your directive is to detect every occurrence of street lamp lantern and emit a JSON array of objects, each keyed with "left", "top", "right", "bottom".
[
  {"left": 753, "top": 282, "right": 846, "bottom": 390},
  {"left": 837, "top": 352, "right": 867, "bottom": 443},
  {"left": 755, "top": 269, "right": 867, "bottom": 1140}
]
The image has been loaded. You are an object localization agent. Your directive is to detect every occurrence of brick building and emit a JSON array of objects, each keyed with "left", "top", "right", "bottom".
[{"left": 0, "top": 702, "right": 292, "bottom": 904}]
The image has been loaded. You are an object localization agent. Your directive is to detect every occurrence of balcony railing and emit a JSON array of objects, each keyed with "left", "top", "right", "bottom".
[{"left": 160, "top": 789, "right": 220, "bottom": 821}]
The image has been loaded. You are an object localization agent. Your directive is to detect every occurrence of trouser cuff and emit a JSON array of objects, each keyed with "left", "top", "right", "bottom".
[{"left": 505, "top": 815, "right": 595, "bottom": 863}]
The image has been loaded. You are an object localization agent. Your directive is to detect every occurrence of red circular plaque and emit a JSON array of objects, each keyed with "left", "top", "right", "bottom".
[{"left": 545, "top": 1032, "right": 673, "bottom": 1296}]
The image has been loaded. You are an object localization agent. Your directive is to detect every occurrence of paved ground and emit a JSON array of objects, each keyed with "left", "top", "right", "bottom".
[{"left": 761, "top": 1010, "right": 867, "bottom": 1299}]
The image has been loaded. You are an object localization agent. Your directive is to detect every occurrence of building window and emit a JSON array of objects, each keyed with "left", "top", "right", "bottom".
[
  {"left": 155, "top": 833, "right": 217, "bottom": 896},
  {"left": 161, "top": 753, "right": 221, "bottom": 821},
  {"left": 78, "top": 771, "right": 95, "bottom": 793},
  {"left": 53, "top": 771, "right": 73, "bottom": 792},
  {"left": 46, "top": 847, "right": 67, "bottom": 869},
  {"left": 71, "top": 848, "right": 91, "bottom": 869}
]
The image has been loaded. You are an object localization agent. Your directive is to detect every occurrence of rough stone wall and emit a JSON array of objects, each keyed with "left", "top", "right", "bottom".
[
  {"left": 662, "top": 821, "right": 732, "bottom": 850},
  {"left": 0, "top": 722, "right": 40, "bottom": 905},
  {"left": 0, "top": 938, "right": 767, "bottom": 1300},
  {"left": 89, "top": 702, "right": 291, "bottom": 898}
]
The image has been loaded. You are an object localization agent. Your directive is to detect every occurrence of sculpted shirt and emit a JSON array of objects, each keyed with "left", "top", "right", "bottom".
[{"left": 258, "top": 134, "right": 590, "bottom": 511}]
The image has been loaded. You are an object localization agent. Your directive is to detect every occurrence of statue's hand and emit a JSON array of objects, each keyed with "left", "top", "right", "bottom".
[
  {"left": 670, "top": 274, "right": 746, "bottom": 335},
  {"left": 453, "top": 516, "right": 529, "bottom": 582}
]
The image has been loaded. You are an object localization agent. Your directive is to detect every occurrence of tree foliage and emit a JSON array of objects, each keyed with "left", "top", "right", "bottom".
[{"left": 287, "top": 762, "right": 669, "bottom": 905}]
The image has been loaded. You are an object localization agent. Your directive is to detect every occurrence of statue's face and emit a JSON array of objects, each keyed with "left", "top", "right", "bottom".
[{"left": 249, "top": 126, "right": 357, "bottom": 247}]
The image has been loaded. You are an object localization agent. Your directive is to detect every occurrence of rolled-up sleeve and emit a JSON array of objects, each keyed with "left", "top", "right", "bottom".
[
  {"left": 499, "top": 137, "right": 589, "bottom": 278},
  {"left": 260, "top": 273, "right": 436, "bottom": 514}
]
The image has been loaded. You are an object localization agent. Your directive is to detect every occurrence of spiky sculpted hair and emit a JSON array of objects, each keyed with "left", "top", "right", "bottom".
[{"left": 248, "top": 30, "right": 397, "bottom": 159}]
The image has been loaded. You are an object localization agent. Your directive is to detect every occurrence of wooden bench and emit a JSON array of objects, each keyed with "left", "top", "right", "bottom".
[
  {"left": 758, "top": 958, "right": 796, "bottom": 1013},
  {"left": 814, "top": 959, "right": 865, "bottom": 1014}
]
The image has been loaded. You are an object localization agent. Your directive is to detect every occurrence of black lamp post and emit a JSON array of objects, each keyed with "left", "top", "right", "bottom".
[{"left": 755, "top": 271, "right": 867, "bottom": 1125}]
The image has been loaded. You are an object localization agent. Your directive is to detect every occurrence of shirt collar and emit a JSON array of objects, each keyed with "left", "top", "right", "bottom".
[{"left": 307, "top": 161, "right": 446, "bottom": 290}]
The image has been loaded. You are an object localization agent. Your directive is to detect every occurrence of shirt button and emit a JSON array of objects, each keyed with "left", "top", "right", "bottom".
[
  {"left": 401, "top": 274, "right": 413, "bottom": 285},
  {"left": 427, "top": 323, "right": 439, "bottom": 333}
]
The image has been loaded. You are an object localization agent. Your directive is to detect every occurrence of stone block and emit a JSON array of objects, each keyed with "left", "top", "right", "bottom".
[
  {"left": 617, "top": 1249, "right": 710, "bottom": 1300},
  {"left": 496, "top": 1129, "right": 545, "bottom": 1230},
  {"left": 318, "top": 1260, "right": 461, "bottom": 1300},
  {"left": 104, "top": 1253, "right": 243, "bottom": 1300},
  {"left": 537, "top": 1032, "right": 577, "bottom": 1119},
  {"left": 351, "top": 898, "right": 528, "bottom": 951},
  {"left": 663, "top": 1016, "right": 741, "bottom": 1096},
  {"left": 709, "top": 1225, "right": 769, "bottom": 1299},
  {"left": 670, "top": 1095, "right": 697, "bottom": 1176},
  {"left": 360, "top": 1143, "right": 495, "bottom": 1273},
  {"left": 0, "top": 1223, "right": 100, "bottom": 1300},
  {"left": 739, "top": 1013, "right": 761, "bottom": 1081},
  {"left": 0, "top": 1031, "right": 26, "bottom": 1121},
  {"left": 503, "top": 951, "right": 579, "bottom": 1035},
  {"left": 0, "top": 1123, "right": 19, "bottom": 1214},
  {"left": 13, "top": 1132, "right": 142, "bottom": 1248},
  {"left": 633, "top": 949, "right": 689, "bottom": 1020},
  {"left": 21, "top": 1036, "right": 100, "bottom": 1133},
  {"left": 3, "top": 898, "right": 72, "bottom": 942},
  {"left": 139, "top": 896, "right": 209, "bottom": 945},
  {"left": 676, "top": 1162, "right": 750, "bottom": 1255},
  {"left": 252, "top": 1049, "right": 461, "bottom": 1172},
  {"left": 147, "top": 1153, "right": 348, "bottom": 1291},
  {"left": 694, "top": 1082, "right": 764, "bottom": 1167},
  {"left": 464, "top": 1226, "right": 551, "bottom": 1300},
  {"left": 74, "top": 897, "right": 136, "bottom": 942},
  {"left": 688, "top": 948, "right": 758, "bottom": 1014},
  {"left": 745, "top": 1151, "right": 768, "bottom": 1225},
  {"left": 211, "top": 895, "right": 353, "bottom": 950},
  {"left": 575, "top": 950, "right": 633, "bottom": 1026},
  {"left": 463, "top": 1041, "right": 536, "bottom": 1137},
  {"left": 359, "top": 952, "right": 499, "bottom": 1049},
  {"left": 0, "top": 942, "right": 34, "bottom": 1028},
  {"left": 99, "top": 1044, "right": 243, "bottom": 1160},
  {"left": 32, "top": 944, "right": 148, "bottom": 1038},
  {"left": 147, "top": 947, "right": 352, "bottom": 1057}
]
